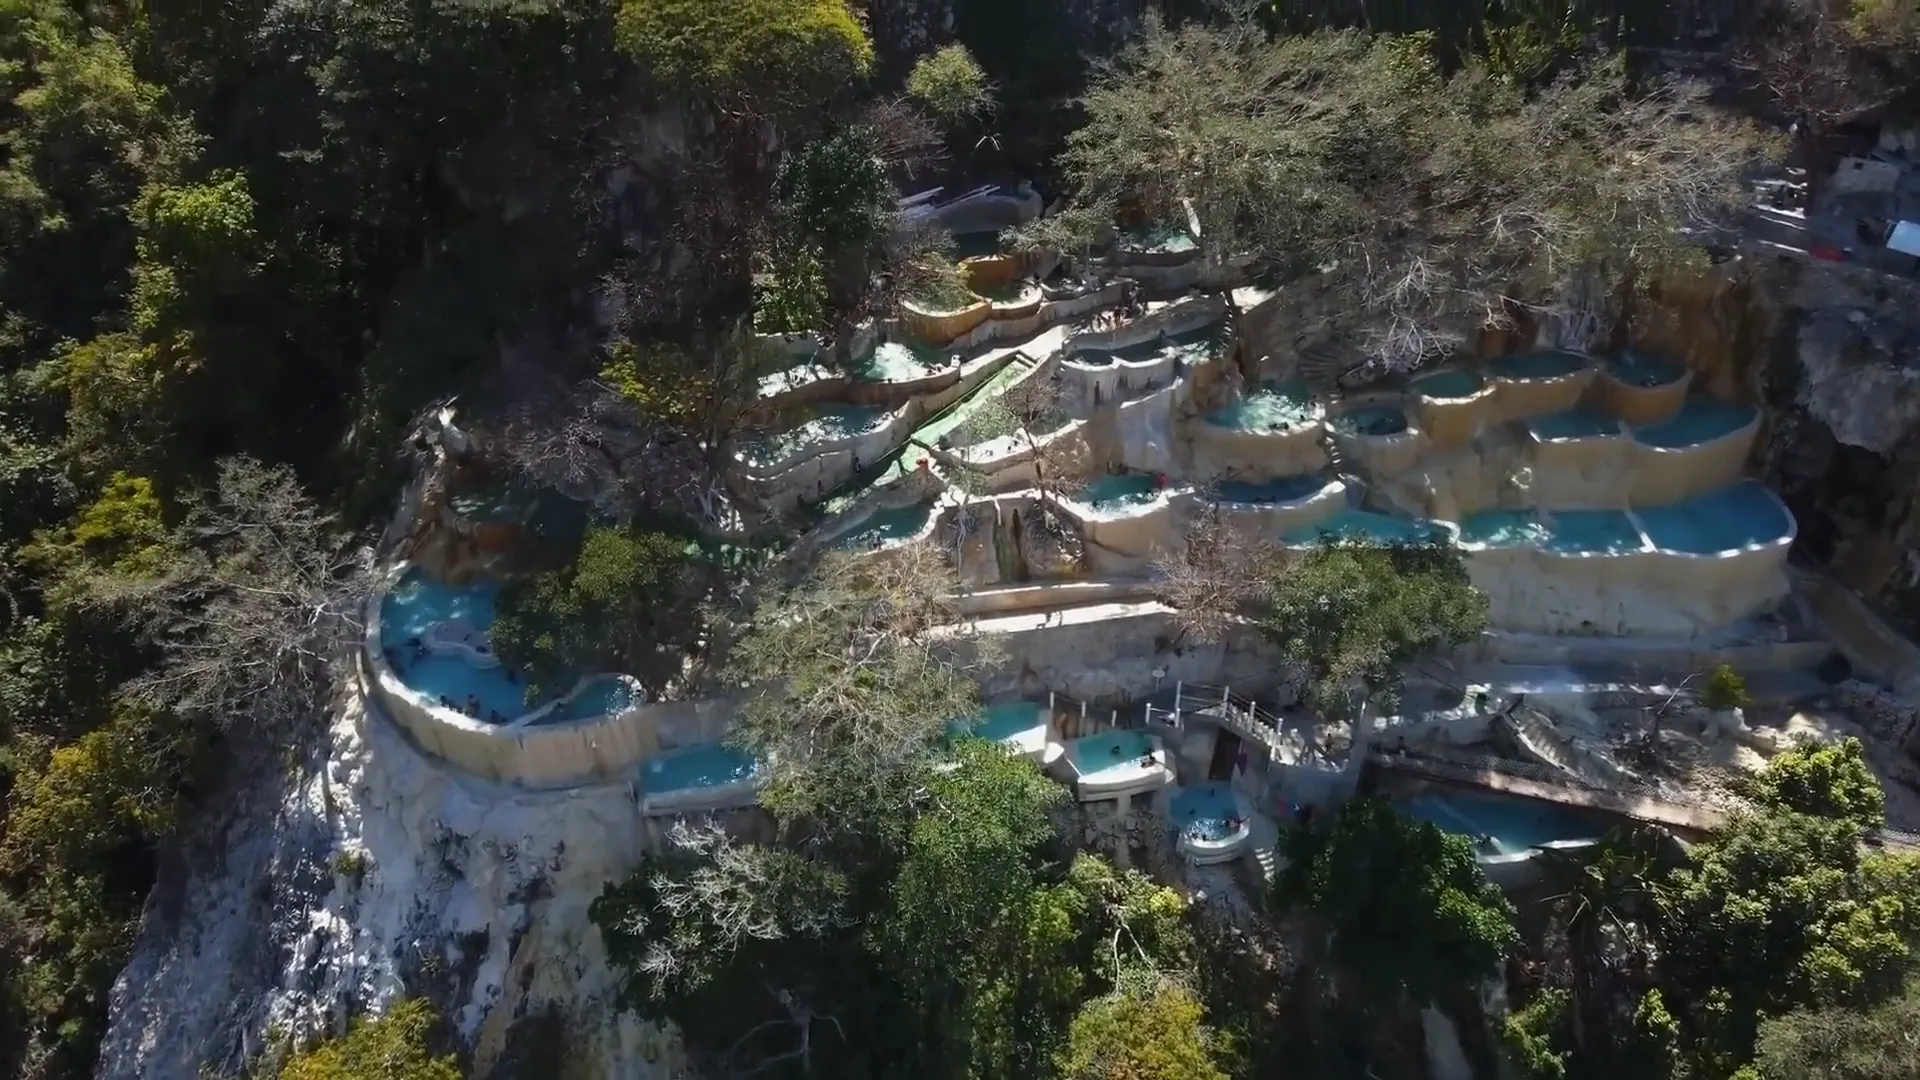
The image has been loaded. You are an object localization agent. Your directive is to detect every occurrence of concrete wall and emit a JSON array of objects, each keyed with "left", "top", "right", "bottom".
[
  {"left": 1623, "top": 413, "right": 1761, "bottom": 506},
  {"left": 956, "top": 605, "right": 1289, "bottom": 702},
  {"left": 1207, "top": 481, "right": 1348, "bottom": 541},
  {"left": 1594, "top": 366, "right": 1691, "bottom": 425},
  {"left": 1487, "top": 366, "right": 1597, "bottom": 426},
  {"left": 1185, "top": 418, "right": 1329, "bottom": 480}
]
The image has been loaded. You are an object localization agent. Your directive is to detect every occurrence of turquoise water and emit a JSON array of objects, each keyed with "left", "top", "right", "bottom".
[
  {"left": 1490, "top": 351, "right": 1586, "bottom": 380},
  {"left": 642, "top": 742, "right": 759, "bottom": 792},
  {"left": 1076, "top": 472, "right": 1162, "bottom": 510},
  {"left": 1216, "top": 475, "right": 1327, "bottom": 505},
  {"left": 1286, "top": 508, "right": 1445, "bottom": 546},
  {"left": 953, "top": 230, "right": 1005, "bottom": 259},
  {"left": 1459, "top": 509, "right": 1549, "bottom": 547},
  {"left": 832, "top": 503, "right": 934, "bottom": 550},
  {"left": 1073, "top": 730, "right": 1160, "bottom": 778},
  {"left": 1074, "top": 327, "right": 1218, "bottom": 369},
  {"left": 853, "top": 339, "right": 949, "bottom": 383},
  {"left": 1169, "top": 782, "right": 1240, "bottom": 842},
  {"left": 552, "top": 676, "right": 636, "bottom": 724},
  {"left": 1123, "top": 222, "right": 1197, "bottom": 253},
  {"left": 1606, "top": 351, "right": 1686, "bottom": 388},
  {"left": 1637, "top": 482, "right": 1793, "bottom": 554},
  {"left": 1530, "top": 409, "right": 1621, "bottom": 440},
  {"left": 1633, "top": 398, "right": 1757, "bottom": 449},
  {"left": 1543, "top": 510, "right": 1645, "bottom": 554},
  {"left": 1205, "top": 380, "right": 1314, "bottom": 431},
  {"left": 738, "top": 405, "right": 887, "bottom": 466},
  {"left": 380, "top": 571, "right": 526, "bottom": 722},
  {"left": 950, "top": 701, "right": 1047, "bottom": 744},
  {"left": 1398, "top": 791, "right": 1604, "bottom": 856},
  {"left": 1333, "top": 405, "right": 1410, "bottom": 437},
  {"left": 1412, "top": 369, "right": 1484, "bottom": 399}
]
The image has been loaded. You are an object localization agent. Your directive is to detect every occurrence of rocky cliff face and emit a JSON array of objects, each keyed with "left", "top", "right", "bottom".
[{"left": 99, "top": 686, "right": 687, "bottom": 1080}]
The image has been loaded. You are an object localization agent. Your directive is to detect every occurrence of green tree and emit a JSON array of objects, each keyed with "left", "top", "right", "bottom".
[
  {"left": 1699, "top": 664, "right": 1753, "bottom": 712},
  {"left": 1274, "top": 798, "right": 1517, "bottom": 1004},
  {"left": 277, "top": 998, "right": 461, "bottom": 1080},
  {"left": 1499, "top": 989, "right": 1570, "bottom": 1080},
  {"left": 1257, "top": 540, "right": 1487, "bottom": 723},
  {"left": 906, "top": 44, "right": 995, "bottom": 128},
  {"left": 1745, "top": 737, "right": 1886, "bottom": 834},
  {"left": 1751, "top": 967, "right": 1920, "bottom": 1080},
  {"left": 614, "top": 0, "right": 872, "bottom": 123},
  {"left": 491, "top": 523, "right": 706, "bottom": 699},
  {"left": 1059, "top": 983, "right": 1230, "bottom": 1080}
]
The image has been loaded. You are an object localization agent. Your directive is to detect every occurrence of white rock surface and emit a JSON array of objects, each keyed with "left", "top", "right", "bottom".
[{"left": 99, "top": 681, "right": 688, "bottom": 1079}]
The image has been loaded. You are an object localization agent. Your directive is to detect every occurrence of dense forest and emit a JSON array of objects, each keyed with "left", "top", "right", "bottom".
[{"left": 0, "top": 0, "right": 1915, "bottom": 1078}]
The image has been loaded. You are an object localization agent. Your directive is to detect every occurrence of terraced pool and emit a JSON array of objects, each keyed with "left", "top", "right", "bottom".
[{"left": 1205, "top": 380, "right": 1313, "bottom": 432}]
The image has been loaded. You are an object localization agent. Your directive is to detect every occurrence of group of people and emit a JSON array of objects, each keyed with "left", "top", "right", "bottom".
[{"left": 383, "top": 635, "right": 515, "bottom": 724}]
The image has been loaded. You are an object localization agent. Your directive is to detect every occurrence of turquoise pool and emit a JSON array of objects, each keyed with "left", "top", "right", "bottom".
[
  {"left": 642, "top": 742, "right": 760, "bottom": 793},
  {"left": 1633, "top": 398, "right": 1757, "bottom": 449},
  {"left": 1286, "top": 508, "right": 1445, "bottom": 546},
  {"left": 1333, "top": 405, "right": 1410, "bottom": 437},
  {"left": 1530, "top": 409, "right": 1621, "bottom": 440},
  {"left": 853, "top": 339, "right": 948, "bottom": 383},
  {"left": 738, "top": 405, "right": 888, "bottom": 467},
  {"left": 1205, "top": 380, "right": 1314, "bottom": 432},
  {"left": 1216, "top": 475, "right": 1327, "bottom": 505},
  {"left": 1073, "top": 328, "right": 1218, "bottom": 368},
  {"left": 1489, "top": 351, "right": 1586, "bottom": 380},
  {"left": 1459, "top": 509, "right": 1549, "bottom": 547},
  {"left": 1169, "top": 782, "right": 1239, "bottom": 843},
  {"left": 1542, "top": 510, "right": 1644, "bottom": 554},
  {"left": 1398, "top": 791, "right": 1604, "bottom": 857},
  {"left": 1636, "top": 481, "right": 1793, "bottom": 554},
  {"left": 1412, "top": 369, "right": 1484, "bottom": 399},
  {"left": 1605, "top": 351, "right": 1687, "bottom": 388},
  {"left": 1073, "top": 730, "right": 1159, "bottom": 779},
  {"left": 832, "top": 503, "right": 934, "bottom": 550},
  {"left": 950, "top": 701, "right": 1046, "bottom": 744},
  {"left": 549, "top": 676, "right": 636, "bottom": 725},
  {"left": 380, "top": 571, "right": 526, "bottom": 722},
  {"left": 1076, "top": 472, "right": 1163, "bottom": 511},
  {"left": 1122, "top": 222, "right": 1197, "bottom": 254}
]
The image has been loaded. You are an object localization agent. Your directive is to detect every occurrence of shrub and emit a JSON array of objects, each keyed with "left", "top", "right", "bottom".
[
  {"left": 614, "top": 0, "right": 872, "bottom": 115},
  {"left": 1699, "top": 663, "right": 1752, "bottom": 711},
  {"left": 906, "top": 44, "right": 994, "bottom": 126},
  {"left": 278, "top": 998, "right": 460, "bottom": 1080}
]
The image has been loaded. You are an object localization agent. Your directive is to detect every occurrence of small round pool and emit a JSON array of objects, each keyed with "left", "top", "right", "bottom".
[
  {"left": 853, "top": 339, "right": 948, "bottom": 383},
  {"left": 1204, "top": 380, "right": 1314, "bottom": 432},
  {"left": 1605, "top": 351, "right": 1687, "bottom": 388},
  {"left": 1169, "top": 782, "right": 1240, "bottom": 842},
  {"left": 1529, "top": 409, "right": 1620, "bottom": 441},
  {"left": 1636, "top": 481, "right": 1794, "bottom": 554},
  {"left": 1633, "top": 398, "right": 1756, "bottom": 449},
  {"left": 1215, "top": 475, "right": 1328, "bottom": 505},
  {"left": 1411, "top": 369, "right": 1484, "bottom": 400},
  {"left": 1489, "top": 351, "right": 1586, "bottom": 380},
  {"left": 1074, "top": 472, "right": 1163, "bottom": 511},
  {"left": 1332, "top": 404, "right": 1410, "bottom": 437}
]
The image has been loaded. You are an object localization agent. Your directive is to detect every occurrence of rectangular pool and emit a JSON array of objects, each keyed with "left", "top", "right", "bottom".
[
  {"left": 1075, "top": 472, "right": 1162, "bottom": 511},
  {"left": 1285, "top": 508, "right": 1445, "bottom": 546},
  {"left": 641, "top": 742, "right": 760, "bottom": 793},
  {"left": 1543, "top": 510, "right": 1644, "bottom": 554},
  {"left": 1397, "top": 790, "right": 1604, "bottom": 856},
  {"left": 831, "top": 503, "right": 934, "bottom": 550},
  {"left": 1072, "top": 730, "right": 1159, "bottom": 780},
  {"left": 1458, "top": 509, "right": 1549, "bottom": 547},
  {"left": 1215, "top": 475, "right": 1328, "bottom": 505}
]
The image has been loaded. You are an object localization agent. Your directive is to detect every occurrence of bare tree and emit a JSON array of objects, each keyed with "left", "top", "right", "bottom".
[
  {"left": 945, "top": 374, "right": 1083, "bottom": 501},
  {"left": 1152, "top": 497, "right": 1278, "bottom": 646},
  {"left": 95, "top": 458, "right": 374, "bottom": 736}
]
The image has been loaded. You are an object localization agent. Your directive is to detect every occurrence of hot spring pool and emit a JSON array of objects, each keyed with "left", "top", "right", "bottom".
[
  {"left": 1075, "top": 472, "right": 1163, "bottom": 511},
  {"left": 1458, "top": 510, "right": 1549, "bottom": 547},
  {"left": 1168, "top": 781, "right": 1240, "bottom": 842},
  {"left": 380, "top": 571, "right": 526, "bottom": 722},
  {"left": 1489, "top": 351, "right": 1587, "bottom": 380},
  {"left": 853, "top": 339, "right": 949, "bottom": 383},
  {"left": 1412, "top": 369, "right": 1484, "bottom": 400},
  {"left": 1633, "top": 398, "right": 1757, "bottom": 449},
  {"left": 1397, "top": 791, "right": 1603, "bottom": 857},
  {"left": 1636, "top": 481, "right": 1793, "bottom": 554},
  {"left": 1215, "top": 475, "right": 1327, "bottom": 505},
  {"left": 641, "top": 742, "right": 760, "bottom": 793},
  {"left": 738, "top": 405, "right": 888, "bottom": 467},
  {"left": 1285, "top": 508, "right": 1445, "bottom": 546},
  {"left": 1122, "top": 222, "right": 1197, "bottom": 254},
  {"left": 1205, "top": 380, "right": 1314, "bottom": 432},
  {"left": 1332, "top": 405, "right": 1410, "bottom": 437},
  {"left": 950, "top": 701, "right": 1048, "bottom": 744},
  {"left": 1071, "top": 730, "right": 1161, "bottom": 780},
  {"left": 832, "top": 503, "right": 934, "bottom": 550},
  {"left": 1530, "top": 409, "right": 1620, "bottom": 440},
  {"left": 1605, "top": 351, "right": 1687, "bottom": 388},
  {"left": 1542, "top": 510, "right": 1644, "bottom": 554}
]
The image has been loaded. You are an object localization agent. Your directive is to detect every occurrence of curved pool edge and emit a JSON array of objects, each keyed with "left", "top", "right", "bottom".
[
  {"left": 1622, "top": 407, "right": 1763, "bottom": 506},
  {"left": 1174, "top": 788, "right": 1256, "bottom": 866},
  {"left": 640, "top": 772, "right": 764, "bottom": 816}
]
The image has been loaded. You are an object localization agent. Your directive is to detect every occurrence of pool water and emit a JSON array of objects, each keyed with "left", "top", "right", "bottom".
[
  {"left": 1073, "top": 730, "right": 1160, "bottom": 778},
  {"left": 1286, "top": 508, "right": 1444, "bottom": 546},
  {"left": 1076, "top": 472, "right": 1163, "bottom": 511},
  {"left": 1489, "top": 351, "right": 1586, "bottom": 380},
  {"left": 1459, "top": 509, "right": 1549, "bottom": 547},
  {"left": 738, "top": 405, "right": 888, "bottom": 466},
  {"left": 950, "top": 701, "right": 1047, "bottom": 743},
  {"left": 1122, "top": 222, "right": 1197, "bottom": 254},
  {"left": 952, "top": 230, "right": 1006, "bottom": 259},
  {"left": 1636, "top": 481, "right": 1793, "bottom": 554},
  {"left": 1412, "top": 369, "right": 1484, "bottom": 399},
  {"left": 1168, "top": 782, "right": 1240, "bottom": 843},
  {"left": 1542, "top": 510, "right": 1644, "bottom": 554},
  {"left": 1333, "top": 405, "right": 1410, "bottom": 436},
  {"left": 380, "top": 572, "right": 527, "bottom": 722},
  {"left": 552, "top": 676, "right": 636, "bottom": 724},
  {"left": 853, "top": 339, "right": 949, "bottom": 383},
  {"left": 1081, "top": 328, "right": 1219, "bottom": 368},
  {"left": 1215, "top": 475, "right": 1327, "bottom": 505},
  {"left": 642, "top": 742, "right": 760, "bottom": 792},
  {"left": 833, "top": 503, "right": 935, "bottom": 550},
  {"left": 1633, "top": 398, "right": 1757, "bottom": 449},
  {"left": 1205, "top": 380, "right": 1314, "bottom": 431},
  {"left": 1606, "top": 351, "right": 1687, "bottom": 388},
  {"left": 1397, "top": 791, "right": 1604, "bottom": 856},
  {"left": 1530, "top": 409, "right": 1621, "bottom": 440}
]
